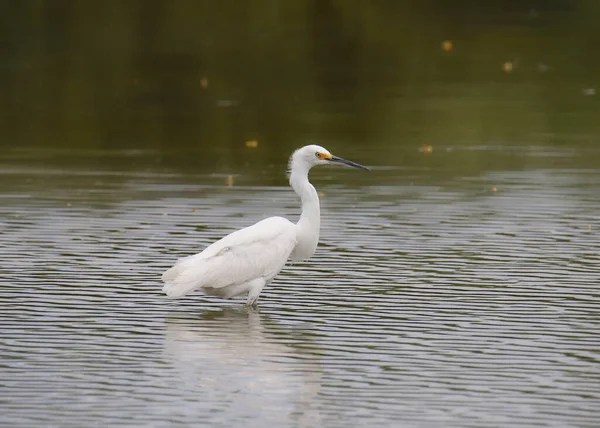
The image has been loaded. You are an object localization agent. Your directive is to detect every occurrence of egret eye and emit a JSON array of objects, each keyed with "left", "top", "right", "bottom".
[{"left": 315, "top": 152, "right": 323, "bottom": 160}]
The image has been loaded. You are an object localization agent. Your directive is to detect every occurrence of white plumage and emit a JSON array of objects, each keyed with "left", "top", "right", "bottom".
[{"left": 161, "top": 144, "right": 368, "bottom": 305}]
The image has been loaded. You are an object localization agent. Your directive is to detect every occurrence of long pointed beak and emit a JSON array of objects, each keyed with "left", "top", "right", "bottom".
[{"left": 327, "top": 155, "right": 370, "bottom": 171}]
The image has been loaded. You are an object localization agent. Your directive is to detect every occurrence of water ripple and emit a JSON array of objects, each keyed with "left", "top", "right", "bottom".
[{"left": 1, "top": 152, "right": 599, "bottom": 427}]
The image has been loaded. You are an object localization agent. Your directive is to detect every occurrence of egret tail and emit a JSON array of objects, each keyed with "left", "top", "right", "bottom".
[{"left": 161, "top": 255, "right": 206, "bottom": 298}]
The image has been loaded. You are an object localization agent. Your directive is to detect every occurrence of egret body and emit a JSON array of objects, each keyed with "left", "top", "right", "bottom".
[{"left": 161, "top": 145, "right": 368, "bottom": 305}]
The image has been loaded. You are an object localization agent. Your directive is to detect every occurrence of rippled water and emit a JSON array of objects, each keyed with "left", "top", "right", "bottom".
[{"left": 1, "top": 145, "right": 599, "bottom": 427}]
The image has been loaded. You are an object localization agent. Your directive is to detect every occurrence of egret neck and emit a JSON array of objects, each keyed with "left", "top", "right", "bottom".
[{"left": 289, "top": 164, "right": 320, "bottom": 261}]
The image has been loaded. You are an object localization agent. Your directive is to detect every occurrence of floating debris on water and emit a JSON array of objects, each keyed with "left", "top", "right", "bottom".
[
  {"left": 419, "top": 144, "right": 433, "bottom": 154},
  {"left": 441, "top": 40, "right": 453, "bottom": 52}
]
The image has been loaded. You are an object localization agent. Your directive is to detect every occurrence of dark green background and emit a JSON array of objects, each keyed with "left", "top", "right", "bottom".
[{"left": 1, "top": 1, "right": 598, "bottom": 165}]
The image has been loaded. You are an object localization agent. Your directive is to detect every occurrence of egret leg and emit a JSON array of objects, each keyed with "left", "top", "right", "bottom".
[{"left": 246, "top": 278, "right": 267, "bottom": 306}]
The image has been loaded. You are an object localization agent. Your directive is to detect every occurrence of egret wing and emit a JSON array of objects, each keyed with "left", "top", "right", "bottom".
[{"left": 162, "top": 217, "right": 297, "bottom": 298}]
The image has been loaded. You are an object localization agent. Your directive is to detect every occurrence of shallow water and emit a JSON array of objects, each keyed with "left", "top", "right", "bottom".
[{"left": 1, "top": 143, "right": 599, "bottom": 427}]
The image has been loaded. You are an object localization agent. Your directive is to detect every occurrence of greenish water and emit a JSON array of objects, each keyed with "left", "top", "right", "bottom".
[
  {"left": 1, "top": 1, "right": 599, "bottom": 155},
  {"left": 1, "top": 2, "right": 600, "bottom": 427}
]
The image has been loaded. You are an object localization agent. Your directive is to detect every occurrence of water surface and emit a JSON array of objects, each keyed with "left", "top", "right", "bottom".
[{"left": 1, "top": 143, "right": 599, "bottom": 427}]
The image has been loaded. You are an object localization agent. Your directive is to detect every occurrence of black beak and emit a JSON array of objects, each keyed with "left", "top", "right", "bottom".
[{"left": 327, "top": 156, "right": 370, "bottom": 171}]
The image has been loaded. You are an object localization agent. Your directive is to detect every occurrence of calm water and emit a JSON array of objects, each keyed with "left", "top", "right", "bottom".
[{"left": 1, "top": 143, "right": 599, "bottom": 427}]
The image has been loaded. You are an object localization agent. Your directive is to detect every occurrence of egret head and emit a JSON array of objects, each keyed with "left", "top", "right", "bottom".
[{"left": 289, "top": 145, "right": 370, "bottom": 174}]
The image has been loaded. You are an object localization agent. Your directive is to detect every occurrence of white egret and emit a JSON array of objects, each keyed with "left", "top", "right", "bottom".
[{"left": 161, "top": 145, "right": 369, "bottom": 305}]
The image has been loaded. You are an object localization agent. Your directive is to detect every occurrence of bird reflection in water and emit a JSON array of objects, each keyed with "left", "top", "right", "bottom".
[{"left": 163, "top": 308, "right": 323, "bottom": 426}]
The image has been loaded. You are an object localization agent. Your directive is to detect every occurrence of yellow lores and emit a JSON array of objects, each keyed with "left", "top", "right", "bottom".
[{"left": 315, "top": 152, "right": 332, "bottom": 160}]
